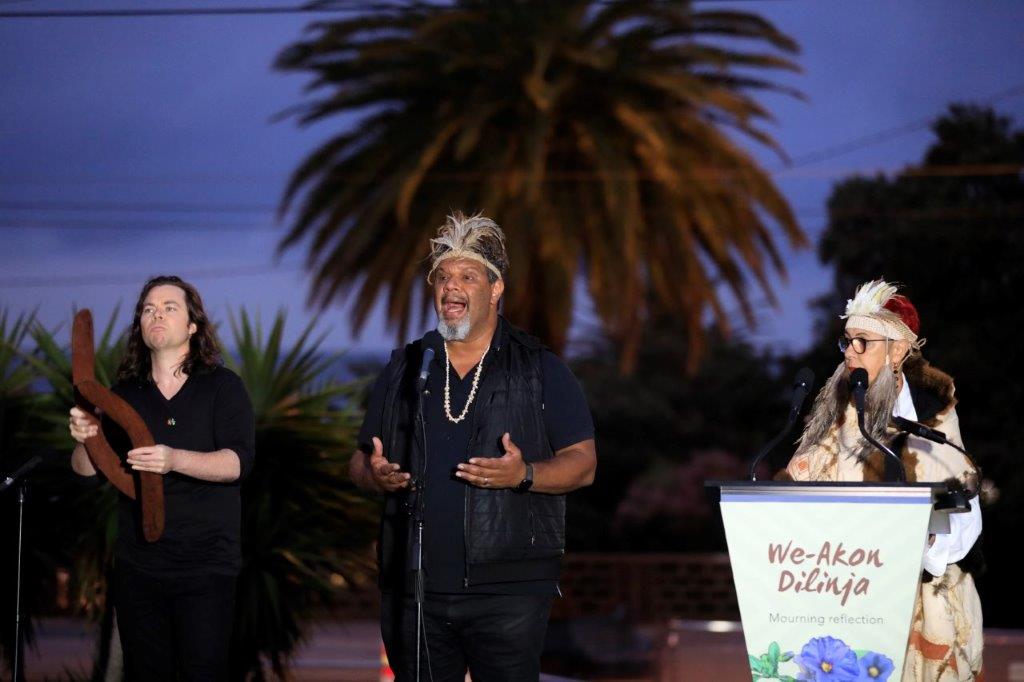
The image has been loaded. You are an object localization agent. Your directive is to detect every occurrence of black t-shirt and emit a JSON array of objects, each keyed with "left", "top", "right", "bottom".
[
  {"left": 358, "top": 341, "right": 594, "bottom": 595},
  {"left": 103, "top": 366, "right": 255, "bottom": 577}
]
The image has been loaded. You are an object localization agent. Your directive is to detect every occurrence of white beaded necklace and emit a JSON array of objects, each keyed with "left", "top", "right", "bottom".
[{"left": 443, "top": 341, "right": 489, "bottom": 424}]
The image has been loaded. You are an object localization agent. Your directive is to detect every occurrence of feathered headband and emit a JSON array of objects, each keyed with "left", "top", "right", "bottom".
[
  {"left": 841, "top": 279, "right": 924, "bottom": 348},
  {"left": 427, "top": 212, "right": 508, "bottom": 282}
]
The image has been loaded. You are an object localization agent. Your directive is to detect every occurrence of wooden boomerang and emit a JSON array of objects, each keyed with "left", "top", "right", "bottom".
[{"left": 72, "top": 310, "right": 165, "bottom": 542}]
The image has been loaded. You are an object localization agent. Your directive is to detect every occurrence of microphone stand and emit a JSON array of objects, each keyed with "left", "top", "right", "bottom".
[
  {"left": 848, "top": 369, "right": 905, "bottom": 482},
  {"left": 749, "top": 369, "right": 815, "bottom": 481},
  {"left": 12, "top": 483, "right": 25, "bottom": 682},
  {"left": 854, "top": 411, "right": 906, "bottom": 482},
  {"left": 2, "top": 457, "right": 40, "bottom": 682},
  {"left": 413, "top": 381, "right": 430, "bottom": 682},
  {"left": 748, "top": 419, "right": 798, "bottom": 481}
]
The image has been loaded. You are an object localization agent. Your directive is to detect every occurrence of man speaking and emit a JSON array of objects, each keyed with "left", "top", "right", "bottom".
[{"left": 350, "top": 212, "right": 596, "bottom": 680}]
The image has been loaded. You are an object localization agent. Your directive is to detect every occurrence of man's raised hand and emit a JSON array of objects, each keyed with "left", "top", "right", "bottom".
[
  {"left": 455, "top": 432, "right": 528, "bottom": 489},
  {"left": 368, "top": 436, "right": 411, "bottom": 492}
]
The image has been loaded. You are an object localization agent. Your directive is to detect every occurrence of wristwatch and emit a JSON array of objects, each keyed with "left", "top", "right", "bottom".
[{"left": 515, "top": 463, "right": 534, "bottom": 493}]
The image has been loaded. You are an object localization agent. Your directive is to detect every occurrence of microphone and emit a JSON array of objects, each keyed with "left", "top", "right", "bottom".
[
  {"left": 748, "top": 368, "right": 815, "bottom": 480},
  {"left": 892, "top": 415, "right": 971, "bottom": 458},
  {"left": 892, "top": 416, "right": 948, "bottom": 444},
  {"left": 848, "top": 368, "right": 905, "bottom": 481},
  {"left": 0, "top": 454, "right": 43, "bottom": 494},
  {"left": 849, "top": 367, "right": 869, "bottom": 417},
  {"left": 788, "top": 367, "right": 815, "bottom": 424},
  {"left": 416, "top": 347, "right": 435, "bottom": 393}
]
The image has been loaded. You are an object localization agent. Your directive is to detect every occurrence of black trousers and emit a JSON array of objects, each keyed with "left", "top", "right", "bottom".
[
  {"left": 113, "top": 562, "right": 237, "bottom": 682},
  {"left": 381, "top": 592, "right": 554, "bottom": 682}
]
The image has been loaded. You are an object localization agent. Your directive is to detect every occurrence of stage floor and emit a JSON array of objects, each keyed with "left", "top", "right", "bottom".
[{"left": 22, "top": 617, "right": 1024, "bottom": 681}]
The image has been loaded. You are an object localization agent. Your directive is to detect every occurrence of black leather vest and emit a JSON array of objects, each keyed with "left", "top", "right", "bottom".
[{"left": 376, "top": 318, "right": 565, "bottom": 589}]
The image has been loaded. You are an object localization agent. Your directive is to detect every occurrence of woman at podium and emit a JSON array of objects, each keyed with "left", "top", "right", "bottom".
[{"left": 781, "top": 279, "right": 983, "bottom": 681}]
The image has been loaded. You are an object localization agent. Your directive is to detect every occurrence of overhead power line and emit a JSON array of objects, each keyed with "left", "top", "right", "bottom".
[
  {"left": 0, "top": 199, "right": 280, "bottom": 214},
  {"left": 2, "top": 200, "right": 1022, "bottom": 234},
  {"left": 782, "top": 82, "right": 1024, "bottom": 168},
  {"left": 0, "top": 218, "right": 279, "bottom": 232},
  {"left": 0, "top": 163, "right": 1019, "bottom": 232},
  {"left": 0, "top": 263, "right": 303, "bottom": 288},
  {"left": 0, "top": 0, "right": 762, "bottom": 18},
  {"left": 0, "top": 3, "right": 389, "bottom": 19},
  {"left": 0, "top": 162, "right": 1019, "bottom": 200}
]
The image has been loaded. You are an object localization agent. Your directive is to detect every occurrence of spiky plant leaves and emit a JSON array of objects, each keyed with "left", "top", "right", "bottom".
[
  {"left": 223, "top": 309, "right": 378, "bottom": 679},
  {"left": 0, "top": 309, "right": 125, "bottom": 676}
]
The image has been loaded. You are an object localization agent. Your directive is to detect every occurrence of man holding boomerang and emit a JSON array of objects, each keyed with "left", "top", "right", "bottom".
[{"left": 69, "top": 275, "right": 254, "bottom": 682}]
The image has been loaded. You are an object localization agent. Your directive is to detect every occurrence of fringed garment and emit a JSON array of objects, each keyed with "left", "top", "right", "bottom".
[{"left": 783, "top": 362, "right": 983, "bottom": 681}]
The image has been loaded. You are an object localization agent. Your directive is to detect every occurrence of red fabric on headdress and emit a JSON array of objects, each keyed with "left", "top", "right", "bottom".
[{"left": 883, "top": 294, "right": 920, "bottom": 335}]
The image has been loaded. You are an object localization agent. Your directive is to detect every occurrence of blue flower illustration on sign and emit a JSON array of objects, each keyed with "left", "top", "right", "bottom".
[
  {"left": 749, "top": 635, "right": 896, "bottom": 681},
  {"left": 795, "top": 636, "right": 859, "bottom": 681},
  {"left": 856, "top": 651, "right": 894, "bottom": 681}
]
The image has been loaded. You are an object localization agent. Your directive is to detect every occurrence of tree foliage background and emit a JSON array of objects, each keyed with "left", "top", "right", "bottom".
[
  {"left": 561, "top": 103, "right": 1024, "bottom": 628},
  {"left": 794, "top": 104, "right": 1024, "bottom": 628}
]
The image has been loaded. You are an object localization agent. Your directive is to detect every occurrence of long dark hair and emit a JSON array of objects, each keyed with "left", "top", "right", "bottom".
[{"left": 117, "top": 275, "right": 221, "bottom": 382}]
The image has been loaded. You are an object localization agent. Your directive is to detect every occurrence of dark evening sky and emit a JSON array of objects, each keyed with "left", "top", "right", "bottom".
[{"left": 2, "top": 1, "right": 1022, "bottom": 357}]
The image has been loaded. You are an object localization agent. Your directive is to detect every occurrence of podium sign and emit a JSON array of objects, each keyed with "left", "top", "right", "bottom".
[{"left": 716, "top": 483, "right": 934, "bottom": 681}]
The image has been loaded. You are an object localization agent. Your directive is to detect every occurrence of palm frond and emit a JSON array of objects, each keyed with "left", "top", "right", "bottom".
[{"left": 276, "top": 0, "right": 807, "bottom": 371}]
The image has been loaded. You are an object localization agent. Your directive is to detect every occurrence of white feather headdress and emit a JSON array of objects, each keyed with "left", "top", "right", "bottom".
[
  {"left": 427, "top": 212, "right": 507, "bottom": 282},
  {"left": 841, "top": 278, "right": 918, "bottom": 342}
]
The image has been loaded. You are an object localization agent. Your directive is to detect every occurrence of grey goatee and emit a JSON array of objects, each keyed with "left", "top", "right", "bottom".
[{"left": 437, "top": 317, "right": 471, "bottom": 341}]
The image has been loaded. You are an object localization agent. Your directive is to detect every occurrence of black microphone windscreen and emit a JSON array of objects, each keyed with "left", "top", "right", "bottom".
[
  {"left": 849, "top": 367, "right": 869, "bottom": 391},
  {"left": 417, "top": 347, "right": 436, "bottom": 391},
  {"left": 893, "top": 416, "right": 914, "bottom": 430},
  {"left": 794, "top": 367, "right": 815, "bottom": 391}
]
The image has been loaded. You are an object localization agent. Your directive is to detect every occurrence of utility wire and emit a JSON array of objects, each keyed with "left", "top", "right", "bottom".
[
  {"left": 0, "top": 162, "right": 1020, "bottom": 196},
  {"left": 0, "top": 4, "right": 393, "bottom": 19},
  {"left": 0, "top": 263, "right": 303, "bottom": 288},
  {"left": 0, "top": 200, "right": 280, "bottom": 214},
  {"left": 3, "top": 204, "right": 1024, "bottom": 232},
  {"left": 0, "top": 0, "right": 762, "bottom": 17},
  {"left": 0, "top": 163, "right": 1018, "bottom": 232},
  {"left": 781, "top": 82, "right": 1024, "bottom": 168},
  {"left": 0, "top": 218, "right": 279, "bottom": 231}
]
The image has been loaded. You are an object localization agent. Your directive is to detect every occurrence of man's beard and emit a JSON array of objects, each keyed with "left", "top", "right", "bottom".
[
  {"left": 437, "top": 316, "right": 471, "bottom": 341},
  {"left": 795, "top": 361, "right": 900, "bottom": 457}
]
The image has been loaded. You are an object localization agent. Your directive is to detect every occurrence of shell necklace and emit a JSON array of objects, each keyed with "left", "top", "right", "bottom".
[{"left": 443, "top": 341, "right": 489, "bottom": 424}]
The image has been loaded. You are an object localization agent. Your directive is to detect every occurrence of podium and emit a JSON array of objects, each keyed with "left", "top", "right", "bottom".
[{"left": 707, "top": 481, "right": 949, "bottom": 681}]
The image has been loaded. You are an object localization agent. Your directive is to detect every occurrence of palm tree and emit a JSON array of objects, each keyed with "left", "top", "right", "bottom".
[{"left": 276, "top": 0, "right": 806, "bottom": 372}]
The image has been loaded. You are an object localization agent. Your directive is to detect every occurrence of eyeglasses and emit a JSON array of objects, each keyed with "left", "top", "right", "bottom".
[{"left": 838, "top": 336, "right": 887, "bottom": 354}]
